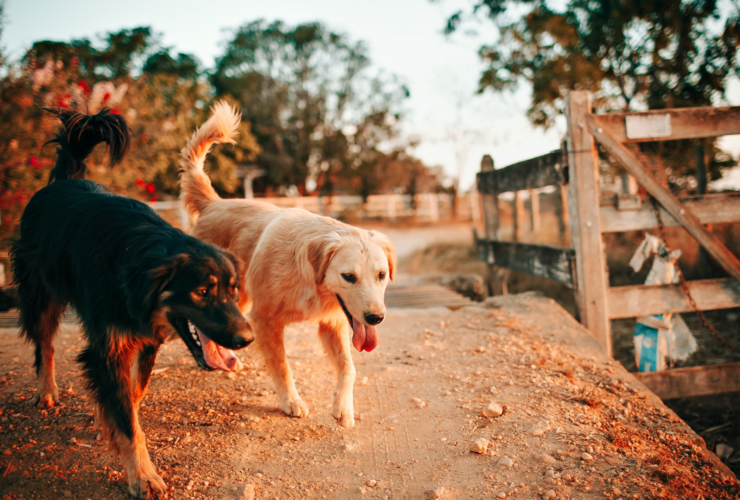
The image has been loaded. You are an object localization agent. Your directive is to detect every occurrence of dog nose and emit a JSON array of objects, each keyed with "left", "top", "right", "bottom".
[{"left": 365, "top": 313, "right": 384, "bottom": 325}]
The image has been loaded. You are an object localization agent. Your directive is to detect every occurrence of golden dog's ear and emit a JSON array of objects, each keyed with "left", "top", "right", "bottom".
[
  {"left": 307, "top": 237, "right": 339, "bottom": 285},
  {"left": 370, "top": 231, "right": 397, "bottom": 281}
]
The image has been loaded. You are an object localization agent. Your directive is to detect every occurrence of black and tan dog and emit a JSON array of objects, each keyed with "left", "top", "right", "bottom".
[{"left": 10, "top": 108, "right": 252, "bottom": 499}]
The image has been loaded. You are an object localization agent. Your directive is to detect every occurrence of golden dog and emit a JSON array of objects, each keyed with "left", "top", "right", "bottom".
[{"left": 179, "top": 103, "right": 396, "bottom": 426}]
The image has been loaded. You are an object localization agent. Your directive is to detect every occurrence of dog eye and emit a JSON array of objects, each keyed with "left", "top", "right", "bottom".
[
  {"left": 378, "top": 272, "right": 386, "bottom": 280},
  {"left": 341, "top": 273, "right": 357, "bottom": 284},
  {"left": 194, "top": 288, "right": 208, "bottom": 298}
]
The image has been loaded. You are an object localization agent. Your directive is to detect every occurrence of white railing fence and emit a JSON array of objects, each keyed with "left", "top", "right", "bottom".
[{"left": 148, "top": 192, "right": 483, "bottom": 231}]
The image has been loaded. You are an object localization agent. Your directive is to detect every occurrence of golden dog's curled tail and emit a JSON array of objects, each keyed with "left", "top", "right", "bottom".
[{"left": 180, "top": 101, "right": 241, "bottom": 218}]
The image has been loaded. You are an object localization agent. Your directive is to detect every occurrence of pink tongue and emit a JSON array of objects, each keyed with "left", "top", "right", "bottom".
[
  {"left": 352, "top": 318, "right": 378, "bottom": 352},
  {"left": 195, "top": 326, "right": 244, "bottom": 371}
]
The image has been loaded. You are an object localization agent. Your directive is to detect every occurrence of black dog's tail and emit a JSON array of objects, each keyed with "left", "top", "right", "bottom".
[{"left": 45, "top": 107, "right": 131, "bottom": 185}]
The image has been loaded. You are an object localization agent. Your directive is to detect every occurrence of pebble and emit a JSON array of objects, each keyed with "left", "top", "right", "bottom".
[
  {"left": 498, "top": 493, "right": 507, "bottom": 498},
  {"left": 544, "top": 489, "right": 557, "bottom": 498},
  {"left": 240, "top": 484, "right": 256, "bottom": 500},
  {"left": 410, "top": 397, "right": 427, "bottom": 408},
  {"left": 498, "top": 457, "right": 514, "bottom": 467},
  {"left": 426, "top": 486, "right": 446, "bottom": 499},
  {"left": 481, "top": 402, "right": 503, "bottom": 418},
  {"left": 186, "top": 480, "right": 194, "bottom": 491},
  {"left": 582, "top": 453, "right": 594, "bottom": 461},
  {"left": 367, "top": 479, "right": 377, "bottom": 487},
  {"left": 360, "top": 376, "right": 369, "bottom": 386},
  {"left": 470, "top": 438, "right": 489, "bottom": 454},
  {"left": 534, "top": 454, "right": 557, "bottom": 464}
]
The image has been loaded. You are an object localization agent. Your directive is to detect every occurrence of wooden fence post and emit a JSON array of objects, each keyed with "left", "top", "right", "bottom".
[
  {"left": 564, "top": 91, "right": 612, "bottom": 355},
  {"left": 513, "top": 192, "right": 526, "bottom": 241},
  {"left": 529, "top": 189, "right": 541, "bottom": 236},
  {"left": 480, "top": 155, "right": 507, "bottom": 295}
]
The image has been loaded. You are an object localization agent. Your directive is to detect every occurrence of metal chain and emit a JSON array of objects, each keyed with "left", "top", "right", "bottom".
[{"left": 649, "top": 197, "right": 740, "bottom": 353}]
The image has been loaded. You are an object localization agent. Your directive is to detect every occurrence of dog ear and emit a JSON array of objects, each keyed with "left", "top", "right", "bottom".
[
  {"left": 370, "top": 231, "right": 397, "bottom": 281},
  {"left": 222, "top": 250, "right": 246, "bottom": 285},
  {"left": 307, "top": 237, "right": 340, "bottom": 285},
  {"left": 122, "top": 253, "right": 190, "bottom": 326}
]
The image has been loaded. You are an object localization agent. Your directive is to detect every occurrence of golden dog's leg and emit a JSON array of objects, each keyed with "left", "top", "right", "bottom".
[
  {"left": 251, "top": 313, "right": 309, "bottom": 418},
  {"left": 318, "top": 317, "right": 356, "bottom": 428}
]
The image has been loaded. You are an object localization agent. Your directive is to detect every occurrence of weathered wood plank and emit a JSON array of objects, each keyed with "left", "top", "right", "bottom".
[
  {"left": 593, "top": 106, "right": 740, "bottom": 143},
  {"left": 600, "top": 193, "right": 740, "bottom": 233},
  {"left": 607, "top": 278, "right": 740, "bottom": 319},
  {"left": 479, "top": 155, "right": 507, "bottom": 296},
  {"left": 566, "top": 92, "right": 612, "bottom": 355},
  {"left": 635, "top": 362, "right": 740, "bottom": 400},
  {"left": 474, "top": 238, "right": 575, "bottom": 287},
  {"left": 586, "top": 113, "right": 740, "bottom": 282},
  {"left": 477, "top": 150, "right": 565, "bottom": 194}
]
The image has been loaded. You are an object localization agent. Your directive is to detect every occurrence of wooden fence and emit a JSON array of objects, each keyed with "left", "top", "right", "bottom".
[
  {"left": 149, "top": 192, "right": 483, "bottom": 232},
  {"left": 475, "top": 90, "right": 740, "bottom": 399}
]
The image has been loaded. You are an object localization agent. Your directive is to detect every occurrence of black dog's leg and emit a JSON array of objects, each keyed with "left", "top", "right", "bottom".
[
  {"left": 79, "top": 336, "right": 166, "bottom": 500},
  {"left": 13, "top": 250, "right": 65, "bottom": 407}
]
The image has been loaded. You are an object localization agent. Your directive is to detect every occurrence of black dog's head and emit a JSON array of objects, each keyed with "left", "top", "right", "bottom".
[{"left": 122, "top": 243, "right": 252, "bottom": 369}]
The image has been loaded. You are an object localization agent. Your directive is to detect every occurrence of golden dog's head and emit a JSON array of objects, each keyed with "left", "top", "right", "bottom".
[{"left": 309, "top": 229, "right": 396, "bottom": 352}]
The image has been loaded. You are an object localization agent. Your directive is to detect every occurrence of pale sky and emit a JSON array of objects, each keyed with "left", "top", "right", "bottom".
[{"left": 3, "top": 0, "right": 739, "bottom": 190}]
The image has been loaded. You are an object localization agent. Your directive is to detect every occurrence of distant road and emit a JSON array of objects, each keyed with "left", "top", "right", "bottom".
[{"left": 362, "top": 223, "right": 475, "bottom": 259}]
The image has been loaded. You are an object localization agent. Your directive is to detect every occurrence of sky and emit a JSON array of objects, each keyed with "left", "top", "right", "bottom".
[{"left": 3, "top": 0, "right": 739, "bottom": 191}]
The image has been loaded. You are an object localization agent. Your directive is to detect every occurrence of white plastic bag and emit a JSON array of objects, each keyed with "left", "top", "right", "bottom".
[{"left": 630, "top": 234, "right": 698, "bottom": 372}]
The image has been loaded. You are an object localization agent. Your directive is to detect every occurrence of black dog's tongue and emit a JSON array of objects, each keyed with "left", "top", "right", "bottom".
[
  {"left": 352, "top": 318, "right": 378, "bottom": 352},
  {"left": 195, "top": 326, "right": 243, "bottom": 371}
]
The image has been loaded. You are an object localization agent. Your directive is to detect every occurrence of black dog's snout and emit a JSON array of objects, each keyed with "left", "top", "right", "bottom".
[{"left": 365, "top": 313, "right": 384, "bottom": 326}]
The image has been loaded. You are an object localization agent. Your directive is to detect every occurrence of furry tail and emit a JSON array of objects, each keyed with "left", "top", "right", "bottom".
[
  {"left": 180, "top": 101, "right": 241, "bottom": 218},
  {"left": 45, "top": 107, "right": 131, "bottom": 185}
]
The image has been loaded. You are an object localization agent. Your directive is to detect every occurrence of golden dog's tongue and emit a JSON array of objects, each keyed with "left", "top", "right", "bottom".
[
  {"left": 195, "top": 326, "right": 243, "bottom": 371},
  {"left": 352, "top": 318, "right": 378, "bottom": 352}
]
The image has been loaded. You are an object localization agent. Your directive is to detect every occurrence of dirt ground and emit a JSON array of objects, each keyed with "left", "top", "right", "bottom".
[{"left": 0, "top": 294, "right": 737, "bottom": 500}]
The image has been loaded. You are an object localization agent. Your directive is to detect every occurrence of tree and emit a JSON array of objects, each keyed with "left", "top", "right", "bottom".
[
  {"left": 211, "top": 20, "right": 409, "bottom": 193},
  {"left": 0, "top": 27, "right": 260, "bottom": 242},
  {"left": 443, "top": 0, "right": 740, "bottom": 190}
]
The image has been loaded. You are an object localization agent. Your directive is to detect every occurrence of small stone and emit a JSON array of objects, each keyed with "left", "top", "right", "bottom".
[
  {"left": 544, "top": 489, "right": 557, "bottom": 499},
  {"left": 498, "top": 493, "right": 507, "bottom": 498},
  {"left": 586, "top": 445, "right": 594, "bottom": 453},
  {"left": 410, "top": 397, "right": 427, "bottom": 408},
  {"left": 359, "top": 486, "right": 368, "bottom": 494},
  {"left": 259, "top": 390, "right": 269, "bottom": 397},
  {"left": 499, "top": 457, "right": 514, "bottom": 467},
  {"left": 63, "top": 492, "right": 72, "bottom": 498},
  {"left": 475, "top": 346, "right": 486, "bottom": 353},
  {"left": 535, "top": 454, "right": 557, "bottom": 464},
  {"left": 360, "top": 376, "right": 369, "bottom": 386},
  {"left": 563, "top": 474, "right": 573, "bottom": 481},
  {"left": 367, "top": 479, "right": 377, "bottom": 487},
  {"left": 582, "top": 453, "right": 593, "bottom": 461},
  {"left": 427, "top": 486, "right": 445, "bottom": 499},
  {"left": 470, "top": 438, "right": 489, "bottom": 454},
  {"left": 481, "top": 402, "right": 503, "bottom": 418},
  {"left": 240, "top": 484, "right": 256, "bottom": 500}
]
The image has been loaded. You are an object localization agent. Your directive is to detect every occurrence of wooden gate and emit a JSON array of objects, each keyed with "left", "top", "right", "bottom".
[{"left": 476, "top": 90, "right": 740, "bottom": 399}]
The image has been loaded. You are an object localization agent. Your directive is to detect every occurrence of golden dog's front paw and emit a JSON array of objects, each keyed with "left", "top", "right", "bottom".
[
  {"left": 281, "top": 397, "right": 310, "bottom": 418},
  {"left": 128, "top": 472, "right": 167, "bottom": 499},
  {"left": 332, "top": 401, "right": 355, "bottom": 428}
]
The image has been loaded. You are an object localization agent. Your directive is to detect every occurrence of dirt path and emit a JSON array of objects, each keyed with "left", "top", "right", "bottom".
[{"left": 0, "top": 294, "right": 737, "bottom": 500}]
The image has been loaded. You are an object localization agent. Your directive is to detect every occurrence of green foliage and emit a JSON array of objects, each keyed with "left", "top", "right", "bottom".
[
  {"left": 212, "top": 20, "right": 411, "bottom": 194},
  {"left": 444, "top": 0, "right": 740, "bottom": 189}
]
